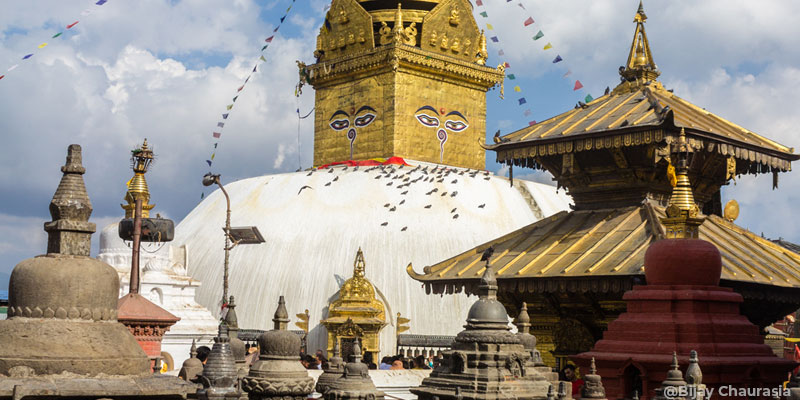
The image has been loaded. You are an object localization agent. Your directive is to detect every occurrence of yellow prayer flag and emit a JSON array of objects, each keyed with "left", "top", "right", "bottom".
[
  {"left": 211, "top": 153, "right": 215, "bottom": 160},
  {"left": 38, "top": 43, "right": 48, "bottom": 49},
  {"left": 226, "top": 104, "right": 234, "bottom": 110},
  {"left": 514, "top": 86, "right": 521, "bottom": 92},
  {"left": 486, "top": 23, "right": 494, "bottom": 30},
  {"left": 543, "top": 42, "right": 552, "bottom": 50}
]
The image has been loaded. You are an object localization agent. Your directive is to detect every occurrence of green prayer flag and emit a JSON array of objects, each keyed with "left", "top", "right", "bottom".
[
  {"left": 52, "top": 32, "right": 63, "bottom": 38},
  {"left": 261, "top": 45, "right": 268, "bottom": 51},
  {"left": 507, "top": 74, "right": 516, "bottom": 80},
  {"left": 480, "top": 11, "right": 487, "bottom": 17},
  {"left": 533, "top": 30, "right": 544, "bottom": 40},
  {"left": 585, "top": 94, "right": 593, "bottom": 103},
  {"left": 232, "top": 96, "right": 239, "bottom": 102}
]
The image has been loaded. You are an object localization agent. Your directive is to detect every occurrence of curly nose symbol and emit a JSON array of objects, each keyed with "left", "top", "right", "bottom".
[
  {"left": 437, "top": 129, "right": 448, "bottom": 163},
  {"left": 347, "top": 129, "right": 357, "bottom": 160}
]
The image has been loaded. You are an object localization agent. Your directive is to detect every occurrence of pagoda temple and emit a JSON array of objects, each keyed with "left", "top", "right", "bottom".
[{"left": 408, "top": 2, "right": 800, "bottom": 367}]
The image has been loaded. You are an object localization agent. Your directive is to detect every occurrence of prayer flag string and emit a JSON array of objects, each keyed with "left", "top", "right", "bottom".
[
  {"left": 474, "top": 0, "right": 596, "bottom": 130},
  {"left": 1, "top": 0, "right": 110, "bottom": 82},
  {"left": 200, "top": 0, "right": 297, "bottom": 199}
]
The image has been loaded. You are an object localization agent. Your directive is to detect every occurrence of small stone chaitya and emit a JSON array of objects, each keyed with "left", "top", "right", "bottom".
[
  {"left": 242, "top": 296, "right": 315, "bottom": 400},
  {"left": 411, "top": 263, "right": 551, "bottom": 400},
  {"left": 0, "top": 144, "right": 193, "bottom": 398}
]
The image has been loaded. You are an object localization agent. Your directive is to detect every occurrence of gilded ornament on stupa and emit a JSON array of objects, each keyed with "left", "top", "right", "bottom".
[{"left": 121, "top": 139, "right": 155, "bottom": 218}]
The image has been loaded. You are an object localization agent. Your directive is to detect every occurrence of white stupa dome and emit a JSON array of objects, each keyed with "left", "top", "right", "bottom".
[{"left": 176, "top": 161, "right": 571, "bottom": 356}]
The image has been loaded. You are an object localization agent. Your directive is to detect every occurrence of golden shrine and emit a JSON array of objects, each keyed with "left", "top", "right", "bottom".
[
  {"left": 409, "top": 3, "right": 800, "bottom": 367},
  {"left": 321, "top": 248, "right": 387, "bottom": 362},
  {"left": 304, "top": 0, "right": 504, "bottom": 169}
]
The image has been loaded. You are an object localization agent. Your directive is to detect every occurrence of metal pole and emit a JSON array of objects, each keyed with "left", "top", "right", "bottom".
[
  {"left": 219, "top": 180, "right": 232, "bottom": 306},
  {"left": 129, "top": 197, "right": 143, "bottom": 294}
]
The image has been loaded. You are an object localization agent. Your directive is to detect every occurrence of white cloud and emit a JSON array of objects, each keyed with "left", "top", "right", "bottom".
[{"left": 2, "top": 0, "right": 800, "bottom": 275}]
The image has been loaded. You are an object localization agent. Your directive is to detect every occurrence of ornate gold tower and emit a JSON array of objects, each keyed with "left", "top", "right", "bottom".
[
  {"left": 121, "top": 139, "right": 155, "bottom": 218},
  {"left": 321, "top": 248, "right": 387, "bottom": 362},
  {"left": 306, "top": 0, "right": 504, "bottom": 169}
]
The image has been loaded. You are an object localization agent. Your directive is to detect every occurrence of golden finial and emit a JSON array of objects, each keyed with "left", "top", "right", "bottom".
[
  {"left": 354, "top": 247, "right": 366, "bottom": 278},
  {"left": 661, "top": 128, "right": 704, "bottom": 239},
  {"left": 634, "top": 0, "right": 647, "bottom": 22},
  {"left": 476, "top": 30, "right": 488, "bottom": 65},
  {"left": 620, "top": 1, "right": 659, "bottom": 83},
  {"left": 122, "top": 139, "right": 155, "bottom": 218},
  {"left": 393, "top": 3, "right": 404, "bottom": 45}
]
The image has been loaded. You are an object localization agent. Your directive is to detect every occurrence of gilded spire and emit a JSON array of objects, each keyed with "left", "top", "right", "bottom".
[
  {"left": 122, "top": 139, "right": 155, "bottom": 218},
  {"left": 661, "top": 128, "right": 704, "bottom": 239},
  {"left": 476, "top": 30, "right": 488, "bottom": 65},
  {"left": 354, "top": 247, "right": 366, "bottom": 278},
  {"left": 620, "top": 1, "right": 659, "bottom": 83},
  {"left": 392, "top": 3, "right": 404, "bottom": 44}
]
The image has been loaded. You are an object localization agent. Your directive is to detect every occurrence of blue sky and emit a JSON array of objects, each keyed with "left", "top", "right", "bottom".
[{"left": 1, "top": 0, "right": 800, "bottom": 289}]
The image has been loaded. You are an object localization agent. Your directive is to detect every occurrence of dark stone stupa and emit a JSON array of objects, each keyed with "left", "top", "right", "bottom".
[
  {"left": 242, "top": 296, "right": 315, "bottom": 400},
  {"left": 0, "top": 144, "right": 193, "bottom": 398},
  {"left": 411, "top": 264, "right": 551, "bottom": 400}
]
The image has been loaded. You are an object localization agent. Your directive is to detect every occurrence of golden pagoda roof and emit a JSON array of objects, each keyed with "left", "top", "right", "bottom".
[
  {"left": 407, "top": 203, "right": 800, "bottom": 289},
  {"left": 487, "top": 3, "right": 798, "bottom": 171}
]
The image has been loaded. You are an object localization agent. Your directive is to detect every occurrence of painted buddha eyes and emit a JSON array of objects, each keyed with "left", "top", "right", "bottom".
[
  {"left": 445, "top": 120, "right": 468, "bottom": 132},
  {"left": 328, "top": 106, "right": 378, "bottom": 160},
  {"left": 354, "top": 113, "right": 376, "bottom": 127},
  {"left": 329, "top": 106, "right": 377, "bottom": 130},
  {"left": 414, "top": 106, "right": 469, "bottom": 131},
  {"left": 330, "top": 119, "right": 350, "bottom": 131},
  {"left": 416, "top": 113, "right": 440, "bottom": 127}
]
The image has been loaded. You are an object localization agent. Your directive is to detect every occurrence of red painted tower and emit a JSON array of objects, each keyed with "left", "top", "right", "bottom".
[
  {"left": 118, "top": 293, "right": 180, "bottom": 372},
  {"left": 575, "top": 130, "right": 796, "bottom": 399}
]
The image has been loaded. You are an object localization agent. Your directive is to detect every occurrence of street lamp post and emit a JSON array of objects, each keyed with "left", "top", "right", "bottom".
[{"left": 202, "top": 173, "right": 264, "bottom": 311}]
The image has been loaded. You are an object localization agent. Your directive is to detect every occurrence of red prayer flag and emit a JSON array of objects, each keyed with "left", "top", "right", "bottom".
[
  {"left": 528, "top": 121, "right": 536, "bottom": 126},
  {"left": 573, "top": 80, "right": 583, "bottom": 91},
  {"left": 523, "top": 17, "right": 534, "bottom": 26},
  {"left": 265, "top": 35, "right": 274, "bottom": 42},
  {"left": 476, "top": 0, "right": 483, "bottom": 5},
  {"left": 213, "top": 132, "right": 221, "bottom": 138},
  {"left": 237, "top": 85, "right": 244, "bottom": 92},
  {"left": 67, "top": 21, "right": 79, "bottom": 29},
  {"left": 0, "top": 75, "right": 4, "bottom": 80},
  {"left": 504, "top": 62, "right": 510, "bottom": 68}
]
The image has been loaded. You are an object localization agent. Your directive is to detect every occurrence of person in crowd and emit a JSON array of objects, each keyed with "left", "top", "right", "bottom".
[
  {"left": 317, "top": 353, "right": 329, "bottom": 370},
  {"left": 379, "top": 356, "right": 392, "bottom": 370},
  {"left": 245, "top": 345, "right": 259, "bottom": 365},
  {"left": 560, "top": 364, "right": 584, "bottom": 397},
  {"left": 196, "top": 346, "right": 211, "bottom": 365},
  {"left": 413, "top": 355, "right": 431, "bottom": 370},
  {"left": 363, "top": 351, "right": 377, "bottom": 369},
  {"left": 389, "top": 359, "right": 405, "bottom": 370}
]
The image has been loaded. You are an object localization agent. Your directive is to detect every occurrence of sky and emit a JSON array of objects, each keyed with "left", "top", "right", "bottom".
[{"left": 1, "top": 0, "right": 799, "bottom": 289}]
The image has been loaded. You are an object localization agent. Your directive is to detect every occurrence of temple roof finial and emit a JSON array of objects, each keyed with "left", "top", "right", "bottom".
[
  {"left": 661, "top": 128, "right": 705, "bottom": 239},
  {"left": 620, "top": 1, "right": 659, "bottom": 84}
]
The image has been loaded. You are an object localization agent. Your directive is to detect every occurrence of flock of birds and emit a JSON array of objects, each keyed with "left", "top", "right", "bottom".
[{"left": 296, "top": 164, "right": 494, "bottom": 231}]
